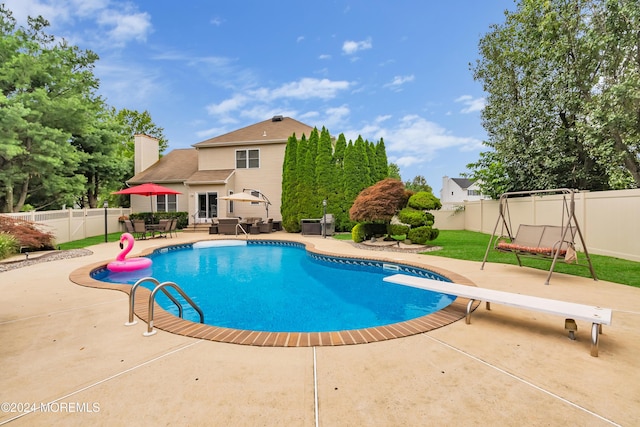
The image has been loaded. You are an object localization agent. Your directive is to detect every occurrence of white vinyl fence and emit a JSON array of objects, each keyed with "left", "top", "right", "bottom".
[
  {"left": 431, "top": 188, "right": 640, "bottom": 262},
  {"left": 3, "top": 207, "right": 131, "bottom": 246},
  {"left": 4, "top": 188, "right": 640, "bottom": 262}
]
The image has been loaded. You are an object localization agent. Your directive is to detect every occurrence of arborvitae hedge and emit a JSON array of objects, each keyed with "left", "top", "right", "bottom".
[{"left": 280, "top": 127, "right": 391, "bottom": 232}]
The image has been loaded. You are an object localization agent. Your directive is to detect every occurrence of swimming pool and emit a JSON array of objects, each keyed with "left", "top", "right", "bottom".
[{"left": 91, "top": 240, "right": 456, "bottom": 333}]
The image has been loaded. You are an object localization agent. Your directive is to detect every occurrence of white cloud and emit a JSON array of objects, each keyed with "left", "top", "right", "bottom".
[
  {"left": 345, "top": 114, "right": 482, "bottom": 168},
  {"left": 206, "top": 94, "right": 249, "bottom": 115},
  {"left": 342, "top": 38, "right": 372, "bottom": 55},
  {"left": 384, "top": 75, "right": 415, "bottom": 90},
  {"left": 94, "top": 60, "right": 161, "bottom": 106},
  {"left": 455, "top": 95, "right": 485, "bottom": 113},
  {"left": 296, "top": 35, "right": 305, "bottom": 43},
  {"left": 205, "top": 78, "right": 352, "bottom": 119},
  {"left": 3, "top": 0, "right": 152, "bottom": 47},
  {"left": 97, "top": 9, "right": 151, "bottom": 44},
  {"left": 270, "top": 78, "right": 351, "bottom": 100},
  {"left": 318, "top": 54, "right": 331, "bottom": 60}
]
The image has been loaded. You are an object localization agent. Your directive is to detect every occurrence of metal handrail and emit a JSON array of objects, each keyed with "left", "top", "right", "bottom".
[
  {"left": 125, "top": 277, "right": 184, "bottom": 326},
  {"left": 235, "top": 223, "right": 249, "bottom": 239},
  {"left": 144, "top": 281, "right": 204, "bottom": 336}
]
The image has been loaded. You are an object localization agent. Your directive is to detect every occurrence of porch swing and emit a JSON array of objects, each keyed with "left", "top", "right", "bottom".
[{"left": 481, "top": 188, "right": 598, "bottom": 285}]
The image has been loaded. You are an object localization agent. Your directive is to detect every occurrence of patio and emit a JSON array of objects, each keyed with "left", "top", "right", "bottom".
[{"left": 1, "top": 232, "right": 638, "bottom": 426}]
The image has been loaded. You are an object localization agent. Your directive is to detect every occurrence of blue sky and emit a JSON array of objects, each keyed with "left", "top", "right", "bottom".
[{"left": 6, "top": 0, "right": 516, "bottom": 195}]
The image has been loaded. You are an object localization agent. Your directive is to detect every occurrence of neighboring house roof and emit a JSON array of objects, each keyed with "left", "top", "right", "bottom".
[
  {"left": 193, "top": 116, "right": 314, "bottom": 148},
  {"left": 128, "top": 148, "right": 198, "bottom": 184},
  {"left": 451, "top": 178, "right": 474, "bottom": 189}
]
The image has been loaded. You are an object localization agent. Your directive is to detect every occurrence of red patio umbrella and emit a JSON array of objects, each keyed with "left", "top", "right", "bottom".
[{"left": 113, "top": 183, "right": 182, "bottom": 219}]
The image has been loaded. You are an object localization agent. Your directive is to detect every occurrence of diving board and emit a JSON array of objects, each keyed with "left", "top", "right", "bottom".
[{"left": 383, "top": 274, "right": 612, "bottom": 357}]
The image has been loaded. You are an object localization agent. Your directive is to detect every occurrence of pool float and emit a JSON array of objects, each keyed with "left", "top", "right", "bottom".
[{"left": 107, "top": 232, "right": 152, "bottom": 272}]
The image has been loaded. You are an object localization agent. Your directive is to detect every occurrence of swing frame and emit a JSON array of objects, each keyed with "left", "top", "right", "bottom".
[{"left": 481, "top": 188, "right": 598, "bottom": 285}]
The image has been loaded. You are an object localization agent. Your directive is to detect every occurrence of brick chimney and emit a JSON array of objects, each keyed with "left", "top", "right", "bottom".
[{"left": 134, "top": 134, "right": 159, "bottom": 175}]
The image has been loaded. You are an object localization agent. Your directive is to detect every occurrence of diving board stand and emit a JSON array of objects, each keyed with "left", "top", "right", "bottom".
[{"left": 383, "top": 274, "right": 612, "bottom": 357}]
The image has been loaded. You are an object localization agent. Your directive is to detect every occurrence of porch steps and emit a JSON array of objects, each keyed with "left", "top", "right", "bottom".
[{"left": 182, "top": 223, "right": 211, "bottom": 233}]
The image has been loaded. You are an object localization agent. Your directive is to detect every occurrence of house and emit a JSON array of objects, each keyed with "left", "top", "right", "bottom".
[
  {"left": 439, "top": 176, "right": 490, "bottom": 209},
  {"left": 128, "top": 116, "right": 315, "bottom": 224}
]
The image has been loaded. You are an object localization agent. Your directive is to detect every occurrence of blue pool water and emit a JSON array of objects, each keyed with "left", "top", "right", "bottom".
[{"left": 93, "top": 241, "right": 454, "bottom": 332}]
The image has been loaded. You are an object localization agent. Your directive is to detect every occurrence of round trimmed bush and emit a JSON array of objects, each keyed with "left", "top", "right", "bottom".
[
  {"left": 397, "top": 208, "right": 427, "bottom": 227},
  {"left": 389, "top": 224, "right": 410, "bottom": 236},
  {"left": 408, "top": 226, "right": 436, "bottom": 245},
  {"left": 407, "top": 191, "right": 442, "bottom": 210},
  {"left": 351, "top": 223, "right": 366, "bottom": 243}
]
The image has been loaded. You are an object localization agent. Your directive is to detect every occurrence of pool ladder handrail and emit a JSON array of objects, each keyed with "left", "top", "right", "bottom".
[
  {"left": 235, "top": 223, "right": 249, "bottom": 239},
  {"left": 125, "top": 277, "right": 204, "bottom": 336}
]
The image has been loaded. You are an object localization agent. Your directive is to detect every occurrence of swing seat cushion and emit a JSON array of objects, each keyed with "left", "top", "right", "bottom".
[{"left": 496, "top": 225, "right": 576, "bottom": 256}]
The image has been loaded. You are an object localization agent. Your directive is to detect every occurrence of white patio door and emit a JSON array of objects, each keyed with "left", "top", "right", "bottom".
[{"left": 196, "top": 192, "right": 218, "bottom": 222}]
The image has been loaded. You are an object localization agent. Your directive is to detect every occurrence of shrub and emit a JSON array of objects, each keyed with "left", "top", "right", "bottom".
[
  {"left": 0, "top": 232, "right": 19, "bottom": 260},
  {"left": 431, "top": 228, "right": 440, "bottom": 240},
  {"left": 407, "top": 191, "right": 442, "bottom": 210},
  {"left": 363, "top": 222, "right": 388, "bottom": 237},
  {"left": 389, "top": 224, "right": 410, "bottom": 236},
  {"left": 129, "top": 211, "right": 189, "bottom": 229},
  {"left": 0, "top": 215, "right": 55, "bottom": 250},
  {"left": 397, "top": 208, "right": 427, "bottom": 227},
  {"left": 408, "top": 226, "right": 438, "bottom": 245},
  {"left": 351, "top": 223, "right": 366, "bottom": 243}
]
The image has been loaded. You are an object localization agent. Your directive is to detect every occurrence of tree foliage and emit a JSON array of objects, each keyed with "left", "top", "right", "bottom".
[
  {"left": 280, "top": 128, "right": 392, "bottom": 232},
  {"left": 0, "top": 8, "right": 98, "bottom": 212},
  {"left": 469, "top": 0, "right": 640, "bottom": 195},
  {"left": 349, "top": 178, "right": 407, "bottom": 222},
  {"left": 404, "top": 175, "right": 433, "bottom": 193},
  {"left": 0, "top": 6, "right": 166, "bottom": 212}
]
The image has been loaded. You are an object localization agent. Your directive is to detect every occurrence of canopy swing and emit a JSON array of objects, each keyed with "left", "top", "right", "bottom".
[{"left": 481, "top": 188, "right": 597, "bottom": 285}]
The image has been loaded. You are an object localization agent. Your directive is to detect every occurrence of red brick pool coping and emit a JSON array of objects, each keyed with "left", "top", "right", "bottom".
[{"left": 69, "top": 240, "right": 480, "bottom": 347}]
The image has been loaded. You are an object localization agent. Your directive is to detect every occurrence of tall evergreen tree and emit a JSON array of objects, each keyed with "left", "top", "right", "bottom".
[
  {"left": 281, "top": 134, "right": 299, "bottom": 231},
  {"left": 303, "top": 128, "right": 320, "bottom": 216},
  {"left": 316, "top": 126, "right": 333, "bottom": 202},
  {"left": 375, "top": 138, "right": 389, "bottom": 181}
]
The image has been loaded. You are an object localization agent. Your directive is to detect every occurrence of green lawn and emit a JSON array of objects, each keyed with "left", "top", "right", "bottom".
[
  {"left": 58, "top": 232, "right": 124, "bottom": 249},
  {"left": 425, "top": 230, "right": 639, "bottom": 288}
]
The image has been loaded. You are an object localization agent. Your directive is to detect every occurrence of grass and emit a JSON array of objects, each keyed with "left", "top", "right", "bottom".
[
  {"left": 56, "top": 230, "right": 640, "bottom": 288},
  {"left": 58, "top": 232, "right": 123, "bottom": 250},
  {"left": 425, "top": 230, "right": 640, "bottom": 288},
  {"left": 333, "top": 229, "right": 639, "bottom": 288}
]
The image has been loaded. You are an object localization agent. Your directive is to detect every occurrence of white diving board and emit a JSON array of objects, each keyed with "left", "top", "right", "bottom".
[{"left": 383, "top": 274, "right": 613, "bottom": 357}]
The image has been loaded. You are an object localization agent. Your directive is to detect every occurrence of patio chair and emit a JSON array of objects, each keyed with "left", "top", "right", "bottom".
[
  {"left": 123, "top": 219, "right": 136, "bottom": 235},
  {"left": 217, "top": 218, "right": 240, "bottom": 235},
  {"left": 131, "top": 220, "right": 148, "bottom": 240},
  {"left": 168, "top": 218, "right": 178, "bottom": 238},
  {"left": 156, "top": 219, "right": 171, "bottom": 238},
  {"left": 259, "top": 218, "right": 273, "bottom": 233}
]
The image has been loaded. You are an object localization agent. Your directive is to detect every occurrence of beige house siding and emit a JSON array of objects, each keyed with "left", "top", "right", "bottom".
[
  {"left": 195, "top": 142, "right": 285, "bottom": 220},
  {"left": 129, "top": 183, "right": 189, "bottom": 216}
]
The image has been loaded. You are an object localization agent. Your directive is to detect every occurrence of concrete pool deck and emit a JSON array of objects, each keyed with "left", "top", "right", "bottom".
[{"left": 1, "top": 231, "right": 639, "bottom": 426}]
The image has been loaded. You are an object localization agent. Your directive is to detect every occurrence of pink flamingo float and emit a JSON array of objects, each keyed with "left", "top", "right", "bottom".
[{"left": 107, "top": 233, "right": 152, "bottom": 272}]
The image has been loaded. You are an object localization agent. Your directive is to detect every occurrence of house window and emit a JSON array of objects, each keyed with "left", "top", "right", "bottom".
[
  {"left": 251, "top": 190, "right": 260, "bottom": 205},
  {"left": 156, "top": 194, "right": 177, "bottom": 212},
  {"left": 467, "top": 190, "right": 480, "bottom": 196},
  {"left": 236, "top": 149, "right": 260, "bottom": 168},
  {"left": 228, "top": 191, "right": 234, "bottom": 213}
]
